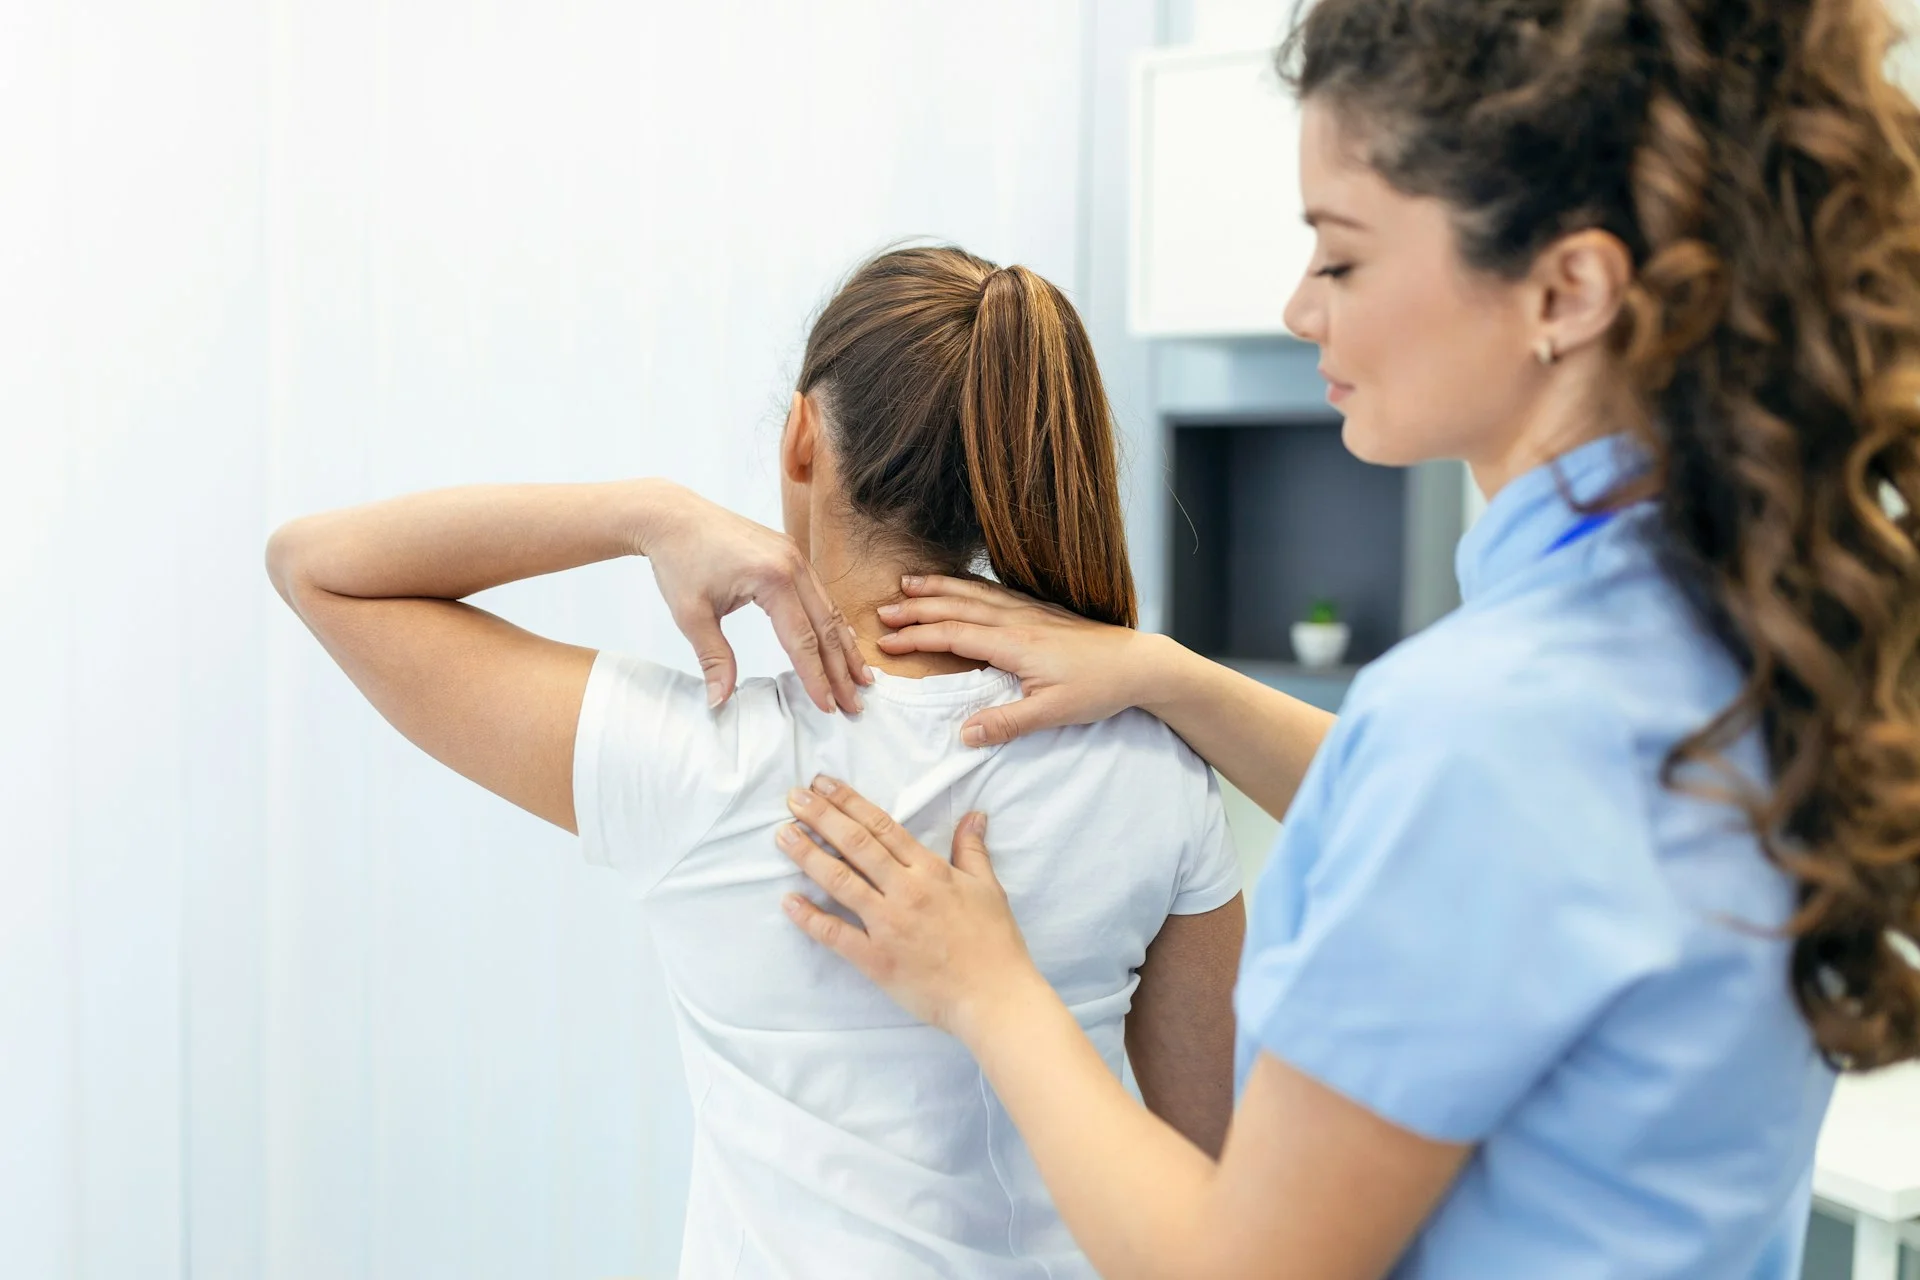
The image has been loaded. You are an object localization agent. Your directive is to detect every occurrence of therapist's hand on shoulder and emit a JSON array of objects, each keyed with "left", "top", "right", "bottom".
[
  {"left": 876, "top": 575, "right": 1156, "bottom": 746},
  {"left": 638, "top": 482, "right": 870, "bottom": 716},
  {"left": 776, "top": 775, "right": 1040, "bottom": 1038}
]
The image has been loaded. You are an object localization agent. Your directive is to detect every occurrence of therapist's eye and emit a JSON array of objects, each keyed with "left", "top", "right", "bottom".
[{"left": 1315, "top": 263, "right": 1354, "bottom": 281}]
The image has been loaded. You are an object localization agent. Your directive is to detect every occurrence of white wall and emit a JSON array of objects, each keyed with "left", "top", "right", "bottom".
[{"left": 0, "top": 3, "right": 1114, "bottom": 1276}]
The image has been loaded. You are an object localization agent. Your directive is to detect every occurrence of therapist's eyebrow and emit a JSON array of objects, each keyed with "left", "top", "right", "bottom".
[{"left": 1304, "top": 208, "right": 1369, "bottom": 230}]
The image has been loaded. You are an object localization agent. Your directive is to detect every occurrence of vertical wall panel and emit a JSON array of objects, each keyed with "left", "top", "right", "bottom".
[{"left": 4, "top": 3, "right": 1108, "bottom": 1277}]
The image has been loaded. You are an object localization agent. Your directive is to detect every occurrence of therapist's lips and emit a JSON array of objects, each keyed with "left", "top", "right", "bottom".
[{"left": 1319, "top": 366, "right": 1355, "bottom": 406}]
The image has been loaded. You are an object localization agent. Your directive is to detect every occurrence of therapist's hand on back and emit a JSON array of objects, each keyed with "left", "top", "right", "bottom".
[
  {"left": 876, "top": 574, "right": 1155, "bottom": 746},
  {"left": 776, "top": 775, "right": 1041, "bottom": 1041}
]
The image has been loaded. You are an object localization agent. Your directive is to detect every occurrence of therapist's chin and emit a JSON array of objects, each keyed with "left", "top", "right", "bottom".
[{"left": 1339, "top": 410, "right": 1429, "bottom": 469}]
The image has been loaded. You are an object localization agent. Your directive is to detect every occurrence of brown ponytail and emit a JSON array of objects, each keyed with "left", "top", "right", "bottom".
[
  {"left": 796, "top": 247, "right": 1137, "bottom": 627},
  {"left": 1285, "top": 0, "right": 1920, "bottom": 1067},
  {"left": 962, "top": 267, "right": 1136, "bottom": 627}
]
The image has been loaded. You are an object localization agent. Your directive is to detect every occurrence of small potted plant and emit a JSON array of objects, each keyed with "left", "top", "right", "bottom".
[{"left": 1291, "top": 597, "right": 1351, "bottom": 669}]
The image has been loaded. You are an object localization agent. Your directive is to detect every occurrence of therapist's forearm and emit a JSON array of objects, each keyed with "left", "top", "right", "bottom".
[
  {"left": 265, "top": 480, "right": 680, "bottom": 602},
  {"left": 1136, "top": 636, "right": 1336, "bottom": 822},
  {"left": 962, "top": 978, "right": 1226, "bottom": 1280}
]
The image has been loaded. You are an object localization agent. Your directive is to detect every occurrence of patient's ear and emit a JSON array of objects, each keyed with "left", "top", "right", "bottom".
[{"left": 780, "top": 391, "right": 819, "bottom": 485}]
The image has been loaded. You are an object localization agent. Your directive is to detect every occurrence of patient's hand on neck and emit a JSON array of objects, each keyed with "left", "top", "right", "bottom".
[{"left": 807, "top": 519, "right": 990, "bottom": 681}]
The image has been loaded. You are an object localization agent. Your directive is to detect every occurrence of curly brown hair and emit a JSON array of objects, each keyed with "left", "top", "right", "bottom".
[{"left": 1283, "top": 0, "right": 1920, "bottom": 1068}]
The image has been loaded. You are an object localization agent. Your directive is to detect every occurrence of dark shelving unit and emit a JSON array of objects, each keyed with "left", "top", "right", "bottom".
[{"left": 1166, "top": 411, "right": 1468, "bottom": 711}]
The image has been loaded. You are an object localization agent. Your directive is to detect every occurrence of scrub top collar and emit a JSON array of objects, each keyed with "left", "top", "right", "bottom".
[{"left": 1454, "top": 433, "right": 1650, "bottom": 604}]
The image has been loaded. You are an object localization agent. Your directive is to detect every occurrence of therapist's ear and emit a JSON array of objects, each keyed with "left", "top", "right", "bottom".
[
  {"left": 781, "top": 392, "right": 820, "bottom": 486},
  {"left": 1528, "top": 228, "right": 1632, "bottom": 362}
]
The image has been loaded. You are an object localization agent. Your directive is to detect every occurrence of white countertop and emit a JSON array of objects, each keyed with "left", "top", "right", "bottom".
[{"left": 1814, "top": 1062, "right": 1920, "bottom": 1224}]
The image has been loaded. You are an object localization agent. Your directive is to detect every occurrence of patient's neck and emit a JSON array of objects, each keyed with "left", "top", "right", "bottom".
[{"left": 808, "top": 520, "right": 990, "bottom": 679}]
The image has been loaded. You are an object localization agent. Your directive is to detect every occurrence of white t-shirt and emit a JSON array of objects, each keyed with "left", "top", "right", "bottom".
[{"left": 573, "top": 652, "right": 1241, "bottom": 1279}]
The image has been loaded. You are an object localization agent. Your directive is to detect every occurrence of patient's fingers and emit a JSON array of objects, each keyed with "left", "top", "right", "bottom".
[
  {"left": 789, "top": 561, "right": 873, "bottom": 702},
  {"left": 786, "top": 788, "right": 906, "bottom": 886},
  {"left": 759, "top": 584, "right": 839, "bottom": 714},
  {"left": 808, "top": 776, "right": 944, "bottom": 870},
  {"left": 777, "top": 822, "right": 884, "bottom": 912}
]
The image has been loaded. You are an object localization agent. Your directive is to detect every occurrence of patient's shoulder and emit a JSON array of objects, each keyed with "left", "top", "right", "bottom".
[{"left": 1008, "top": 703, "right": 1214, "bottom": 790}]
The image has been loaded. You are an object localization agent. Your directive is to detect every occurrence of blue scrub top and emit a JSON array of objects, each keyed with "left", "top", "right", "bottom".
[{"left": 1234, "top": 436, "right": 1836, "bottom": 1278}]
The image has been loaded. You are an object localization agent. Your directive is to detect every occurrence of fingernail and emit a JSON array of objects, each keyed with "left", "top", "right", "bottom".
[
  {"left": 902, "top": 575, "right": 923, "bottom": 590},
  {"left": 877, "top": 603, "right": 901, "bottom": 618},
  {"left": 776, "top": 823, "right": 802, "bottom": 847},
  {"left": 962, "top": 724, "right": 986, "bottom": 747},
  {"left": 787, "top": 788, "right": 814, "bottom": 811},
  {"left": 707, "top": 679, "right": 726, "bottom": 709},
  {"left": 782, "top": 894, "right": 804, "bottom": 916},
  {"left": 965, "top": 812, "right": 987, "bottom": 837},
  {"left": 811, "top": 774, "right": 839, "bottom": 796}
]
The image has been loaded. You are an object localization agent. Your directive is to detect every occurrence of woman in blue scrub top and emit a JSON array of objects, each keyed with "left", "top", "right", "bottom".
[{"left": 774, "top": 1, "right": 1920, "bottom": 1276}]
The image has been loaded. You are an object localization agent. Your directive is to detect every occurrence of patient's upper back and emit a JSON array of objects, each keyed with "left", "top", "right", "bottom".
[{"left": 573, "top": 656, "right": 1240, "bottom": 1033}]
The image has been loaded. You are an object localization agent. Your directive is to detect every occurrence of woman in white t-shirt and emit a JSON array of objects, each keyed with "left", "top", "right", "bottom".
[{"left": 266, "top": 245, "right": 1247, "bottom": 1278}]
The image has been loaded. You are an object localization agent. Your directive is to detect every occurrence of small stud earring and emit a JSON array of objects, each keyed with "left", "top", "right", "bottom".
[{"left": 1535, "top": 339, "right": 1557, "bottom": 367}]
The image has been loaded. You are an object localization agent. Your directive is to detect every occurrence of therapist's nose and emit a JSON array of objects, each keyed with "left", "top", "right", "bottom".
[{"left": 1284, "top": 272, "right": 1325, "bottom": 344}]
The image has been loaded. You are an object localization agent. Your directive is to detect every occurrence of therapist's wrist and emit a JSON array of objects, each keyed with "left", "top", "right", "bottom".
[
  {"left": 1131, "top": 632, "right": 1201, "bottom": 719},
  {"left": 950, "top": 965, "right": 1060, "bottom": 1057}
]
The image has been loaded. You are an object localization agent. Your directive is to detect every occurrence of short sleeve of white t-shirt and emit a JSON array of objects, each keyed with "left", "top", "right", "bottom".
[
  {"left": 1169, "top": 760, "right": 1242, "bottom": 916},
  {"left": 573, "top": 650, "right": 743, "bottom": 892}
]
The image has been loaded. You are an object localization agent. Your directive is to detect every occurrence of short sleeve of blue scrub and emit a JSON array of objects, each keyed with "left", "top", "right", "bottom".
[
  {"left": 1234, "top": 676, "right": 1678, "bottom": 1140},
  {"left": 1231, "top": 435, "right": 1834, "bottom": 1279}
]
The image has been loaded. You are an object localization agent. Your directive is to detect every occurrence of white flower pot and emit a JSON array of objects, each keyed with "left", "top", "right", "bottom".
[{"left": 1290, "top": 621, "right": 1351, "bottom": 669}]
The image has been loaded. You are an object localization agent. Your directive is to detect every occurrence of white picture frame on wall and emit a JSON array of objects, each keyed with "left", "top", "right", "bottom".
[{"left": 1129, "top": 44, "right": 1314, "bottom": 338}]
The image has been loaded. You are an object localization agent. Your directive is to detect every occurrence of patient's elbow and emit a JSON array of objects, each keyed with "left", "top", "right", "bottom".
[{"left": 263, "top": 519, "right": 313, "bottom": 605}]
